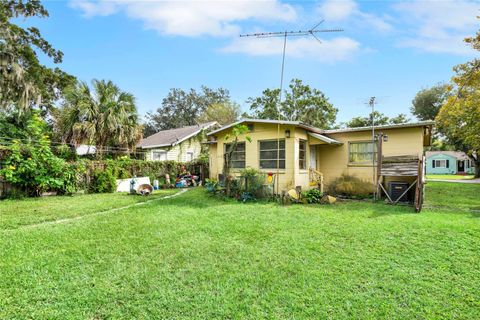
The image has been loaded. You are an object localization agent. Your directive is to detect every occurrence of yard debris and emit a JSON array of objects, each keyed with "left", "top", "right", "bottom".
[
  {"left": 288, "top": 189, "right": 299, "bottom": 200},
  {"left": 322, "top": 195, "right": 337, "bottom": 204},
  {"left": 137, "top": 184, "right": 153, "bottom": 196}
]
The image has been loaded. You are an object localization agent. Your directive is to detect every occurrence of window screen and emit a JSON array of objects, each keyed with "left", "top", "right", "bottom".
[
  {"left": 259, "top": 139, "right": 285, "bottom": 169},
  {"left": 299, "top": 140, "right": 306, "bottom": 170},
  {"left": 224, "top": 142, "right": 246, "bottom": 168},
  {"left": 349, "top": 141, "right": 377, "bottom": 164}
]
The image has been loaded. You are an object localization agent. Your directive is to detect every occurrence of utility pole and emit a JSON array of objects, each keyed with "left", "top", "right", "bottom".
[
  {"left": 369, "top": 96, "right": 377, "bottom": 200},
  {"left": 240, "top": 21, "right": 343, "bottom": 195}
]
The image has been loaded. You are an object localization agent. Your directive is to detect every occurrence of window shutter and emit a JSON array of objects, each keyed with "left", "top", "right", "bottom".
[
  {"left": 432, "top": 160, "right": 435, "bottom": 168},
  {"left": 446, "top": 160, "right": 450, "bottom": 168}
]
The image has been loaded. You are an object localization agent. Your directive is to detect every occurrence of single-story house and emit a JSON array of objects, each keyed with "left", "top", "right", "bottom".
[
  {"left": 207, "top": 119, "right": 434, "bottom": 193},
  {"left": 138, "top": 122, "right": 218, "bottom": 162},
  {"left": 425, "top": 151, "right": 474, "bottom": 175}
]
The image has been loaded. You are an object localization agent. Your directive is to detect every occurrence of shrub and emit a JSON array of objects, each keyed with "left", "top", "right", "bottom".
[
  {"left": 328, "top": 173, "right": 374, "bottom": 197},
  {"left": 0, "top": 138, "right": 78, "bottom": 196},
  {"left": 89, "top": 169, "right": 116, "bottom": 193},
  {"left": 205, "top": 178, "right": 219, "bottom": 193},
  {"left": 239, "top": 167, "right": 265, "bottom": 197},
  {"left": 302, "top": 188, "right": 323, "bottom": 204}
]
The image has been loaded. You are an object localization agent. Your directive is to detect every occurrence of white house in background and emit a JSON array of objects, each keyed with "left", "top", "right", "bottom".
[
  {"left": 76, "top": 145, "right": 96, "bottom": 156},
  {"left": 137, "top": 122, "right": 218, "bottom": 162}
]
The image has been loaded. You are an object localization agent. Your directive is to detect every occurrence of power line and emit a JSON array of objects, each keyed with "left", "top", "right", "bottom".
[{"left": 0, "top": 136, "right": 141, "bottom": 152}]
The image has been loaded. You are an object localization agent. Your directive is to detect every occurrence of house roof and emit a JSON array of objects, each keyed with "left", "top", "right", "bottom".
[
  {"left": 207, "top": 119, "right": 324, "bottom": 136},
  {"left": 207, "top": 118, "right": 434, "bottom": 137},
  {"left": 323, "top": 121, "right": 435, "bottom": 134},
  {"left": 426, "top": 151, "right": 470, "bottom": 160},
  {"left": 138, "top": 122, "right": 217, "bottom": 149}
]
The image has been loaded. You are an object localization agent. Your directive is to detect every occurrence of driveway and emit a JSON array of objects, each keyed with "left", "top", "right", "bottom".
[{"left": 427, "top": 178, "right": 480, "bottom": 184}]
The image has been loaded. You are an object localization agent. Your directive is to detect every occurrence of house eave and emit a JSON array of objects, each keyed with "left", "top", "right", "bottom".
[
  {"left": 307, "top": 132, "right": 343, "bottom": 145},
  {"left": 207, "top": 119, "right": 324, "bottom": 136},
  {"left": 324, "top": 121, "right": 435, "bottom": 134}
]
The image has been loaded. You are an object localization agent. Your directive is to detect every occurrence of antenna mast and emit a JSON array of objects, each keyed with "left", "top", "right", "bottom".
[
  {"left": 368, "top": 96, "right": 377, "bottom": 201},
  {"left": 240, "top": 21, "right": 343, "bottom": 195}
]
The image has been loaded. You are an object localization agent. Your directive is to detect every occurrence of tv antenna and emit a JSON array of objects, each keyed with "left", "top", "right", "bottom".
[
  {"left": 240, "top": 20, "right": 343, "bottom": 195},
  {"left": 240, "top": 20, "right": 343, "bottom": 104}
]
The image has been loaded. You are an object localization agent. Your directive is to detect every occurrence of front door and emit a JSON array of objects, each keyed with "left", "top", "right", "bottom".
[
  {"left": 458, "top": 160, "right": 465, "bottom": 173},
  {"left": 310, "top": 146, "right": 317, "bottom": 169}
]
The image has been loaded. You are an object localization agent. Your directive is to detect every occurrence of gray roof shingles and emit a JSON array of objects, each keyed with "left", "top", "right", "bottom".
[{"left": 138, "top": 122, "right": 217, "bottom": 149}]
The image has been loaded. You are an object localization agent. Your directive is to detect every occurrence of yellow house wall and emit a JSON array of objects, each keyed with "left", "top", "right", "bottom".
[
  {"left": 209, "top": 123, "right": 306, "bottom": 191},
  {"left": 294, "top": 128, "right": 311, "bottom": 189},
  {"left": 145, "top": 136, "right": 203, "bottom": 162},
  {"left": 209, "top": 124, "right": 425, "bottom": 193},
  {"left": 318, "top": 127, "right": 424, "bottom": 189}
]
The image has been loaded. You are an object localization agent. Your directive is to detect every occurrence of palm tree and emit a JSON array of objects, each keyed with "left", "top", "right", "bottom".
[{"left": 56, "top": 79, "right": 142, "bottom": 158}]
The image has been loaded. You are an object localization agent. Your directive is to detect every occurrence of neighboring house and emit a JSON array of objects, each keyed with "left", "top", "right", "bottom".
[
  {"left": 76, "top": 145, "right": 96, "bottom": 156},
  {"left": 425, "top": 151, "right": 475, "bottom": 175},
  {"left": 138, "top": 122, "right": 218, "bottom": 162},
  {"left": 207, "top": 119, "right": 433, "bottom": 192}
]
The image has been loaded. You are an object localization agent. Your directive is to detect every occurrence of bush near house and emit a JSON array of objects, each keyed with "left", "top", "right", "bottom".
[
  {"left": 0, "top": 155, "right": 206, "bottom": 198},
  {"left": 0, "top": 138, "right": 79, "bottom": 197},
  {"left": 328, "top": 173, "right": 374, "bottom": 198}
]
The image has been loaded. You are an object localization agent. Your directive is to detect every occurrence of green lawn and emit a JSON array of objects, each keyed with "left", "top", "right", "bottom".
[
  {"left": 426, "top": 174, "right": 475, "bottom": 180},
  {"left": 0, "top": 189, "right": 178, "bottom": 229},
  {"left": 425, "top": 181, "right": 480, "bottom": 211},
  {"left": 0, "top": 183, "right": 479, "bottom": 319}
]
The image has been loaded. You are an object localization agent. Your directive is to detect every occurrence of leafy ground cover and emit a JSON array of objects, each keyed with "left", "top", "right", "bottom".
[
  {"left": 0, "top": 183, "right": 479, "bottom": 319},
  {"left": 426, "top": 174, "right": 475, "bottom": 180}
]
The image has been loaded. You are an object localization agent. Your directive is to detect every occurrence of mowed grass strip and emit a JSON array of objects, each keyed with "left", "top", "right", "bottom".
[
  {"left": 426, "top": 174, "right": 475, "bottom": 180},
  {"left": 0, "top": 184, "right": 479, "bottom": 319},
  {"left": 425, "top": 181, "right": 480, "bottom": 212},
  {"left": 0, "top": 189, "right": 178, "bottom": 229}
]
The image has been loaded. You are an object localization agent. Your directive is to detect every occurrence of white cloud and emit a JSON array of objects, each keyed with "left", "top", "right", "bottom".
[
  {"left": 393, "top": 0, "right": 479, "bottom": 55},
  {"left": 70, "top": 0, "right": 366, "bottom": 61},
  {"left": 317, "top": 0, "right": 393, "bottom": 33},
  {"left": 221, "top": 36, "right": 361, "bottom": 62},
  {"left": 318, "top": 0, "right": 358, "bottom": 21},
  {"left": 69, "top": 0, "right": 297, "bottom": 37},
  {"left": 70, "top": 0, "right": 119, "bottom": 17}
]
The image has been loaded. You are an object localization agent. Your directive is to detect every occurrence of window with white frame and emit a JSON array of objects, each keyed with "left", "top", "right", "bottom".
[
  {"left": 259, "top": 139, "right": 285, "bottom": 169},
  {"left": 349, "top": 141, "right": 377, "bottom": 164},
  {"left": 224, "top": 142, "right": 246, "bottom": 168},
  {"left": 299, "top": 140, "right": 307, "bottom": 170},
  {"left": 152, "top": 150, "right": 167, "bottom": 161},
  {"left": 434, "top": 159, "right": 447, "bottom": 168},
  {"left": 186, "top": 151, "right": 194, "bottom": 162}
]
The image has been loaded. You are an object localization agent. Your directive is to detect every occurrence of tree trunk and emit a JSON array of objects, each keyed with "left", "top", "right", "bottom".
[
  {"left": 471, "top": 153, "right": 480, "bottom": 178},
  {"left": 223, "top": 139, "right": 237, "bottom": 197}
]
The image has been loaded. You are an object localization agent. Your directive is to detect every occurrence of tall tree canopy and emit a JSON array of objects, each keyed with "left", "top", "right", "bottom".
[
  {"left": 0, "top": 0, "right": 75, "bottom": 115},
  {"left": 344, "top": 111, "right": 409, "bottom": 128},
  {"left": 55, "top": 80, "right": 142, "bottom": 157},
  {"left": 436, "top": 25, "right": 480, "bottom": 177},
  {"left": 247, "top": 79, "right": 337, "bottom": 129},
  {"left": 411, "top": 84, "right": 450, "bottom": 121},
  {"left": 198, "top": 102, "right": 240, "bottom": 126},
  {"left": 145, "top": 86, "right": 231, "bottom": 134}
]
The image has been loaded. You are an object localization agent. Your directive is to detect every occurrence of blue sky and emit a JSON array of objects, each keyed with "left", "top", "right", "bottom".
[{"left": 32, "top": 0, "right": 479, "bottom": 123}]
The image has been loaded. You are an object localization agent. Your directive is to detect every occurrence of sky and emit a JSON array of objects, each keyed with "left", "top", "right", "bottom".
[{"left": 31, "top": 0, "right": 480, "bottom": 124}]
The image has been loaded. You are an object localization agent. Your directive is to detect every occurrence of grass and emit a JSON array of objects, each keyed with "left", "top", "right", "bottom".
[
  {"left": 424, "top": 181, "right": 480, "bottom": 211},
  {"left": 426, "top": 174, "right": 475, "bottom": 180},
  {"left": 0, "top": 183, "right": 479, "bottom": 319},
  {"left": 0, "top": 189, "right": 178, "bottom": 229}
]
